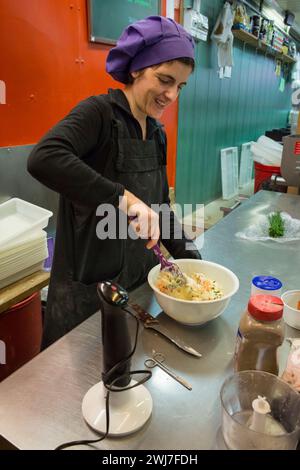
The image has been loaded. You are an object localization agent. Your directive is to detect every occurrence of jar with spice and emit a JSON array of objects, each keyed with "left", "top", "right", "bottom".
[
  {"left": 234, "top": 295, "right": 285, "bottom": 375},
  {"left": 251, "top": 276, "right": 282, "bottom": 297}
]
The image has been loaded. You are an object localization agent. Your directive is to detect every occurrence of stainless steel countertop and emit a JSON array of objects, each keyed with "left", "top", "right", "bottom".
[{"left": 0, "top": 191, "right": 299, "bottom": 450}]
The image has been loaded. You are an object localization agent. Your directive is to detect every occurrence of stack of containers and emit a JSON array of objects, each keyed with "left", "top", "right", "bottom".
[{"left": 0, "top": 198, "right": 52, "bottom": 289}]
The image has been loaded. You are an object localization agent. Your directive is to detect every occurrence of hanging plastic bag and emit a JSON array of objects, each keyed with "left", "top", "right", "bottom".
[
  {"left": 211, "top": 1, "right": 234, "bottom": 77},
  {"left": 236, "top": 212, "right": 300, "bottom": 242}
]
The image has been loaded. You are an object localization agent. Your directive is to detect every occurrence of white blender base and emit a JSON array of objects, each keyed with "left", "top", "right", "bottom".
[{"left": 82, "top": 380, "right": 152, "bottom": 436}]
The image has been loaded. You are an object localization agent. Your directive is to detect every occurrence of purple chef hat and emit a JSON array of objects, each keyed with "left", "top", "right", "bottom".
[{"left": 106, "top": 16, "right": 195, "bottom": 84}]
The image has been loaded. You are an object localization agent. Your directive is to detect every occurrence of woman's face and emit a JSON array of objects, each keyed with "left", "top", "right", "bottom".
[{"left": 129, "top": 61, "right": 193, "bottom": 120}]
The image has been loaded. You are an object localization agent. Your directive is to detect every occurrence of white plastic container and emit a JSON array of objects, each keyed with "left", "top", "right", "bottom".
[
  {"left": 220, "top": 147, "right": 239, "bottom": 200},
  {"left": 0, "top": 262, "right": 45, "bottom": 290},
  {"left": 239, "top": 142, "right": 254, "bottom": 188},
  {"left": 281, "top": 290, "right": 300, "bottom": 330},
  {"left": 0, "top": 198, "right": 53, "bottom": 248},
  {"left": 251, "top": 276, "right": 282, "bottom": 297},
  {"left": 0, "top": 230, "right": 48, "bottom": 281}
]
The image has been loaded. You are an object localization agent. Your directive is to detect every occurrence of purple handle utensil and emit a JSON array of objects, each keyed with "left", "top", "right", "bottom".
[
  {"left": 128, "top": 215, "right": 184, "bottom": 280},
  {"left": 152, "top": 244, "right": 173, "bottom": 270},
  {"left": 152, "top": 243, "right": 185, "bottom": 280}
]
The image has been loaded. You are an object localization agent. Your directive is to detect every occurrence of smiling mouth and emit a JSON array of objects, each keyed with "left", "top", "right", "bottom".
[{"left": 154, "top": 98, "right": 168, "bottom": 109}]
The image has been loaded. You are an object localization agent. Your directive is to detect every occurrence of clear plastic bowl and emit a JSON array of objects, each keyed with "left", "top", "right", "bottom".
[{"left": 220, "top": 370, "right": 300, "bottom": 450}]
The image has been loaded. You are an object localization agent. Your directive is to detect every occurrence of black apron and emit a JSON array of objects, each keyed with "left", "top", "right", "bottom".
[{"left": 42, "top": 95, "right": 166, "bottom": 347}]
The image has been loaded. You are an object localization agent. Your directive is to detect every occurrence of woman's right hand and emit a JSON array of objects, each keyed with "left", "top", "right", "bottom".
[{"left": 119, "top": 190, "right": 160, "bottom": 249}]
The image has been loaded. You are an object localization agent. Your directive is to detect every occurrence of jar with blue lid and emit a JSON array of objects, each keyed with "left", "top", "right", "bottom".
[{"left": 251, "top": 276, "right": 282, "bottom": 296}]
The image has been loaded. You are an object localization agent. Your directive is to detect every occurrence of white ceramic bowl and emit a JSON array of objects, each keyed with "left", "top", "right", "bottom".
[
  {"left": 281, "top": 290, "right": 300, "bottom": 330},
  {"left": 148, "top": 259, "right": 239, "bottom": 326}
]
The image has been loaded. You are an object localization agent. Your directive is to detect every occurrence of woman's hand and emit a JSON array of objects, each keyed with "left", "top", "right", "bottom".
[{"left": 119, "top": 190, "right": 160, "bottom": 249}]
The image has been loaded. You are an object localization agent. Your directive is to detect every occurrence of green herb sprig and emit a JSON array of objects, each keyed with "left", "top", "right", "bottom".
[{"left": 268, "top": 212, "right": 285, "bottom": 238}]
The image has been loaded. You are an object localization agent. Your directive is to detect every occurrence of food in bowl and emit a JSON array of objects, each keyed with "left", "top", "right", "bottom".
[
  {"left": 156, "top": 270, "right": 223, "bottom": 301},
  {"left": 148, "top": 259, "right": 239, "bottom": 326}
]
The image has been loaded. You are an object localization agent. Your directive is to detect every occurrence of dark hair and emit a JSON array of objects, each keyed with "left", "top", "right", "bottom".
[
  {"left": 127, "top": 73, "right": 138, "bottom": 85},
  {"left": 174, "top": 57, "right": 195, "bottom": 72},
  {"left": 127, "top": 57, "right": 195, "bottom": 84}
]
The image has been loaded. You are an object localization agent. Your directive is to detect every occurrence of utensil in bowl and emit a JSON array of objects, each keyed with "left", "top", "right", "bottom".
[
  {"left": 128, "top": 216, "right": 186, "bottom": 284},
  {"left": 148, "top": 259, "right": 239, "bottom": 326},
  {"left": 152, "top": 243, "right": 186, "bottom": 284}
]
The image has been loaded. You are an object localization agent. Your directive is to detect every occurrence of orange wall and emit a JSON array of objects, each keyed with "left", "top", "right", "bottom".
[{"left": 0, "top": 0, "right": 178, "bottom": 186}]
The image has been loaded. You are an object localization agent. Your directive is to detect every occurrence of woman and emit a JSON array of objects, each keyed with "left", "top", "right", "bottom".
[{"left": 28, "top": 16, "right": 201, "bottom": 348}]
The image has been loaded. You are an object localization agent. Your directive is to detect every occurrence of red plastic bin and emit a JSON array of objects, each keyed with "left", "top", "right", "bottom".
[
  {"left": 254, "top": 162, "right": 281, "bottom": 193},
  {"left": 0, "top": 292, "right": 42, "bottom": 381}
]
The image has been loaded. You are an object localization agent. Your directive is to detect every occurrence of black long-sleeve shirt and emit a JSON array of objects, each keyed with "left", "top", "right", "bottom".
[{"left": 28, "top": 89, "right": 200, "bottom": 261}]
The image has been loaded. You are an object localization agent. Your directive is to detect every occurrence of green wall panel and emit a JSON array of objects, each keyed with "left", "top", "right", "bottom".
[{"left": 176, "top": 0, "right": 292, "bottom": 206}]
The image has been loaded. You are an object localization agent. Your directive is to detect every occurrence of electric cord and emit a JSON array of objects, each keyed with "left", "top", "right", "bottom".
[{"left": 54, "top": 306, "right": 151, "bottom": 450}]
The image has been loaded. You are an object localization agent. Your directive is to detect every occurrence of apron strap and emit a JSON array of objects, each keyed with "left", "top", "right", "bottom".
[{"left": 156, "top": 127, "right": 167, "bottom": 166}]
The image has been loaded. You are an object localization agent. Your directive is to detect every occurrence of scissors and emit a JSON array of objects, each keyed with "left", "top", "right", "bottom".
[{"left": 144, "top": 353, "right": 192, "bottom": 391}]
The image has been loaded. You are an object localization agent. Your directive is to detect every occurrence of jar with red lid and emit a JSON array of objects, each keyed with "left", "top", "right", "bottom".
[{"left": 234, "top": 295, "right": 285, "bottom": 375}]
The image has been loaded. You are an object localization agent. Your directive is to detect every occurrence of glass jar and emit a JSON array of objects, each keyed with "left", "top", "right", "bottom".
[{"left": 234, "top": 295, "right": 285, "bottom": 375}]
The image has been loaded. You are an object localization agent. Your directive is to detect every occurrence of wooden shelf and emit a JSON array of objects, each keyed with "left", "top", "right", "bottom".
[
  {"left": 233, "top": 28, "right": 296, "bottom": 64},
  {"left": 0, "top": 270, "right": 50, "bottom": 314}
]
